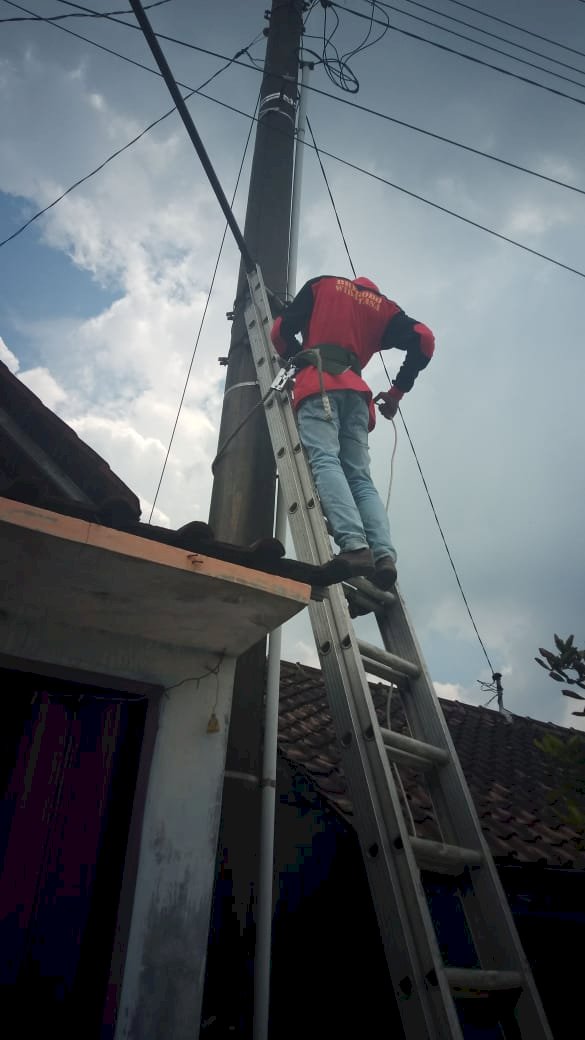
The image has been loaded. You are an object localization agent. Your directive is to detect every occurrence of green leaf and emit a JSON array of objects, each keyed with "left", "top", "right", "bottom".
[
  {"left": 550, "top": 671, "right": 566, "bottom": 682},
  {"left": 562, "top": 690, "right": 585, "bottom": 700},
  {"left": 554, "top": 634, "right": 565, "bottom": 653}
]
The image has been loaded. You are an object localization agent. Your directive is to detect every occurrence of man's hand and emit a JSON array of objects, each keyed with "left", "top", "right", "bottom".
[{"left": 374, "top": 389, "right": 402, "bottom": 421}]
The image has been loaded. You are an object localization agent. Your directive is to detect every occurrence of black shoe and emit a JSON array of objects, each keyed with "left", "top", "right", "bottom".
[
  {"left": 337, "top": 547, "right": 375, "bottom": 578},
  {"left": 373, "top": 555, "right": 397, "bottom": 590}
]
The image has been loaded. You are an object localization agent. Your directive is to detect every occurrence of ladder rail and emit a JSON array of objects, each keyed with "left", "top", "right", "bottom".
[
  {"left": 244, "top": 265, "right": 553, "bottom": 1040},
  {"left": 246, "top": 269, "right": 464, "bottom": 1037},
  {"left": 376, "top": 591, "right": 553, "bottom": 1036}
]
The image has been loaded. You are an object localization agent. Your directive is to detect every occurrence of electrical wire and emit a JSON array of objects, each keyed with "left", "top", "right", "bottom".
[
  {"left": 0, "top": 30, "right": 264, "bottom": 249},
  {"left": 3, "top": 20, "right": 583, "bottom": 284},
  {"left": 303, "top": 80, "right": 585, "bottom": 198},
  {"left": 390, "top": 0, "right": 585, "bottom": 79},
  {"left": 306, "top": 116, "right": 357, "bottom": 277},
  {"left": 49, "top": 0, "right": 585, "bottom": 108},
  {"left": 305, "top": 110, "right": 497, "bottom": 674},
  {"left": 148, "top": 91, "right": 261, "bottom": 521},
  {"left": 374, "top": 355, "right": 493, "bottom": 673},
  {"left": 45, "top": 1, "right": 585, "bottom": 181},
  {"left": 301, "top": 103, "right": 499, "bottom": 673},
  {"left": 19, "top": 0, "right": 585, "bottom": 188},
  {"left": 3, "top": 46, "right": 584, "bottom": 254},
  {"left": 328, "top": 2, "right": 585, "bottom": 107},
  {"left": 184, "top": 89, "right": 585, "bottom": 281},
  {"left": 443, "top": 0, "right": 585, "bottom": 63},
  {"left": 368, "top": 0, "right": 585, "bottom": 89},
  {"left": 0, "top": 0, "right": 170, "bottom": 22},
  {"left": 211, "top": 389, "right": 275, "bottom": 475}
]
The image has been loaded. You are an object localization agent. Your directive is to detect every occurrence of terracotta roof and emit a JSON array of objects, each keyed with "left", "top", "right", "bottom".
[{"left": 278, "top": 661, "right": 585, "bottom": 869}]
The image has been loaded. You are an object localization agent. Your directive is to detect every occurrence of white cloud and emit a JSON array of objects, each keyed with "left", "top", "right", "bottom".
[
  {"left": 434, "top": 681, "right": 463, "bottom": 702},
  {"left": 0, "top": 336, "right": 19, "bottom": 373},
  {"left": 503, "top": 203, "right": 570, "bottom": 237},
  {"left": 19, "top": 366, "right": 67, "bottom": 409},
  {"left": 290, "top": 640, "right": 319, "bottom": 669}
]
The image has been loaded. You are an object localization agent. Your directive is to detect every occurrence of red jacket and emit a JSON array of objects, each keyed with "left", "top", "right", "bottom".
[{"left": 270, "top": 275, "right": 434, "bottom": 430}]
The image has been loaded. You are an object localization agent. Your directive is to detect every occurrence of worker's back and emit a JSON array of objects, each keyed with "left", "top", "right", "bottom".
[{"left": 303, "top": 276, "right": 400, "bottom": 368}]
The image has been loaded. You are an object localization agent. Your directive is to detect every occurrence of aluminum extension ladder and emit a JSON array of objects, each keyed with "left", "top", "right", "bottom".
[{"left": 244, "top": 266, "right": 552, "bottom": 1039}]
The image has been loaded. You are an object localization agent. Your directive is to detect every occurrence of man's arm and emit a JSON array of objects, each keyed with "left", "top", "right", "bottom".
[
  {"left": 378, "top": 309, "right": 435, "bottom": 414},
  {"left": 270, "top": 279, "right": 318, "bottom": 359}
]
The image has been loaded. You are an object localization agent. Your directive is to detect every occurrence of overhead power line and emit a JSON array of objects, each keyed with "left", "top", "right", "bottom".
[
  {"left": 0, "top": 29, "right": 263, "bottom": 248},
  {"left": 304, "top": 81, "right": 585, "bottom": 198},
  {"left": 306, "top": 111, "right": 496, "bottom": 674},
  {"left": 443, "top": 0, "right": 585, "bottom": 62},
  {"left": 2, "top": 7, "right": 583, "bottom": 282},
  {"left": 126, "top": 0, "right": 253, "bottom": 269},
  {"left": 54, "top": 0, "right": 585, "bottom": 107},
  {"left": 0, "top": 0, "right": 170, "bottom": 22},
  {"left": 4, "top": 1, "right": 585, "bottom": 245},
  {"left": 329, "top": 2, "right": 585, "bottom": 108},
  {"left": 188, "top": 90, "right": 585, "bottom": 282},
  {"left": 149, "top": 91, "right": 261, "bottom": 521},
  {"left": 376, "top": 0, "right": 585, "bottom": 80}
]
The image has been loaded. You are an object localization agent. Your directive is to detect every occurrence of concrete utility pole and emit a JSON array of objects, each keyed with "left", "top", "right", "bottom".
[{"left": 206, "top": 0, "right": 304, "bottom": 1032}]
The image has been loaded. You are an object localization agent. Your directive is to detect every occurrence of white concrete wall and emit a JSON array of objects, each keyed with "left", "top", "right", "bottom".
[{"left": 0, "top": 614, "right": 236, "bottom": 1040}]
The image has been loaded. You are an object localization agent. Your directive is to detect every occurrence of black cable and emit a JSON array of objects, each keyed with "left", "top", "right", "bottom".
[
  {"left": 4, "top": 12, "right": 584, "bottom": 281},
  {"left": 307, "top": 111, "right": 497, "bottom": 674},
  {"left": 303, "top": 80, "right": 585, "bottom": 198},
  {"left": 2, "top": 14, "right": 583, "bottom": 256},
  {"left": 329, "top": 2, "right": 585, "bottom": 107},
  {"left": 383, "top": 356, "right": 497, "bottom": 675},
  {"left": 0, "top": 0, "right": 170, "bottom": 22},
  {"left": 17, "top": 0, "right": 585, "bottom": 206},
  {"left": 211, "top": 389, "right": 275, "bottom": 474},
  {"left": 376, "top": 0, "right": 585, "bottom": 81},
  {"left": 0, "top": 32, "right": 263, "bottom": 249},
  {"left": 306, "top": 116, "right": 356, "bottom": 277},
  {"left": 4, "top": 0, "right": 176, "bottom": 77},
  {"left": 181, "top": 90, "right": 585, "bottom": 280},
  {"left": 149, "top": 91, "right": 261, "bottom": 521},
  {"left": 3, "top": 59, "right": 583, "bottom": 282},
  {"left": 444, "top": 0, "right": 585, "bottom": 63},
  {"left": 41, "top": 0, "right": 585, "bottom": 113},
  {"left": 127, "top": 0, "right": 254, "bottom": 271},
  {"left": 346, "top": 1, "right": 585, "bottom": 91}
]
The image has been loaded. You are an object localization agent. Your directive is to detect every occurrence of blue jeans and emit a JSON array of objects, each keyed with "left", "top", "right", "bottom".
[{"left": 297, "top": 390, "right": 396, "bottom": 562}]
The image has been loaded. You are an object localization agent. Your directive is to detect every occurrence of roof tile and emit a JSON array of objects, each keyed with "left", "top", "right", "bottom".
[{"left": 278, "top": 661, "right": 585, "bottom": 868}]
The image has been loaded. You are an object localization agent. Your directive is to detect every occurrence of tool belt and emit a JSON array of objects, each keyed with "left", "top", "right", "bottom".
[
  {"left": 292, "top": 343, "right": 362, "bottom": 420},
  {"left": 293, "top": 342, "right": 361, "bottom": 377}
]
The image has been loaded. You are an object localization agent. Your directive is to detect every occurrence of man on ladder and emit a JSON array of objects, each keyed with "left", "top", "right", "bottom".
[{"left": 271, "top": 274, "right": 435, "bottom": 588}]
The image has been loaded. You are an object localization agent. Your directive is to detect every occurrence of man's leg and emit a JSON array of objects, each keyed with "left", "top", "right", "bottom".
[
  {"left": 296, "top": 393, "right": 371, "bottom": 555},
  {"left": 338, "top": 392, "right": 397, "bottom": 564}
]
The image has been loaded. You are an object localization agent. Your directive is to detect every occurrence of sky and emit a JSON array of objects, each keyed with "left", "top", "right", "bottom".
[{"left": 1, "top": 0, "right": 584, "bottom": 729}]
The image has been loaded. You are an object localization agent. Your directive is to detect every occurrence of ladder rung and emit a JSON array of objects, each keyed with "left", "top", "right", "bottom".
[
  {"left": 358, "top": 639, "right": 420, "bottom": 679},
  {"left": 380, "top": 727, "right": 449, "bottom": 767},
  {"left": 385, "top": 744, "right": 438, "bottom": 772},
  {"left": 361, "top": 655, "right": 407, "bottom": 688},
  {"left": 409, "top": 836, "right": 482, "bottom": 873},
  {"left": 445, "top": 968, "right": 523, "bottom": 994},
  {"left": 346, "top": 576, "right": 396, "bottom": 606}
]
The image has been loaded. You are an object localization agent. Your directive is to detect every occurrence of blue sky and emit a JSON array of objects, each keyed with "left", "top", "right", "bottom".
[{"left": 1, "top": 0, "right": 584, "bottom": 727}]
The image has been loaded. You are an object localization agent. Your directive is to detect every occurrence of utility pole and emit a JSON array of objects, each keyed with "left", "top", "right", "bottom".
[{"left": 206, "top": 0, "right": 304, "bottom": 1034}]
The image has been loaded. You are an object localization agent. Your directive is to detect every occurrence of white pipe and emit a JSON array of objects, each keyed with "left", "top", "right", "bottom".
[
  {"left": 253, "top": 60, "right": 311, "bottom": 1040},
  {"left": 287, "top": 61, "right": 310, "bottom": 299}
]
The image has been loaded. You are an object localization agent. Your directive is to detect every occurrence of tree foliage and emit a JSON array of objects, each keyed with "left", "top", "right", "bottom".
[{"left": 535, "top": 635, "right": 585, "bottom": 838}]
